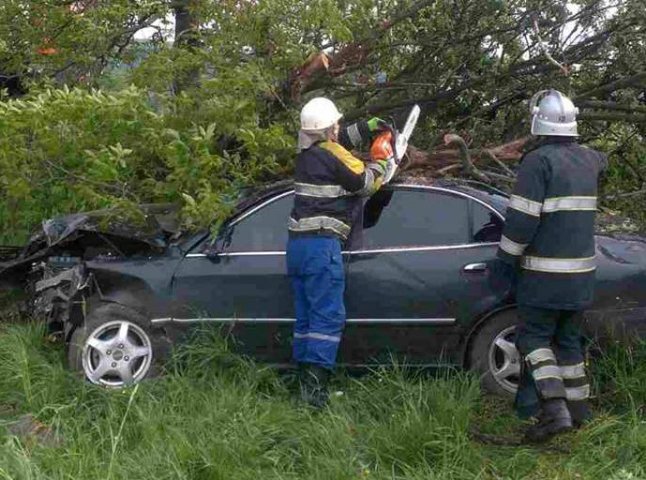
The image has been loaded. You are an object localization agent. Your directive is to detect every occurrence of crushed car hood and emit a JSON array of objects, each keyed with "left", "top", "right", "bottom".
[
  {"left": 38, "top": 204, "right": 180, "bottom": 250},
  {"left": 0, "top": 203, "right": 181, "bottom": 281}
]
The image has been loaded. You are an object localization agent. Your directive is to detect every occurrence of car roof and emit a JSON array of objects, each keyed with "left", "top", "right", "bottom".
[
  {"left": 235, "top": 177, "right": 509, "bottom": 216},
  {"left": 405, "top": 178, "right": 510, "bottom": 214}
]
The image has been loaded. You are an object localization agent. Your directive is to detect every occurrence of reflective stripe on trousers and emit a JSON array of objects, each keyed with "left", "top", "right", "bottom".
[
  {"left": 521, "top": 255, "right": 597, "bottom": 273},
  {"left": 524, "top": 346, "right": 566, "bottom": 399},
  {"left": 561, "top": 361, "right": 590, "bottom": 401},
  {"left": 293, "top": 332, "right": 341, "bottom": 343},
  {"left": 514, "top": 307, "right": 587, "bottom": 416}
]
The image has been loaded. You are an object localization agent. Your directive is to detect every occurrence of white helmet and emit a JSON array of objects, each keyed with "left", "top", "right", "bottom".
[
  {"left": 529, "top": 89, "right": 579, "bottom": 137},
  {"left": 300, "top": 97, "right": 343, "bottom": 131}
]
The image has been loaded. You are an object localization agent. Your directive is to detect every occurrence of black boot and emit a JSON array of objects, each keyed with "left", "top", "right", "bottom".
[
  {"left": 299, "top": 364, "right": 330, "bottom": 409},
  {"left": 568, "top": 400, "right": 592, "bottom": 428},
  {"left": 524, "top": 398, "right": 573, "bottom": 443}
]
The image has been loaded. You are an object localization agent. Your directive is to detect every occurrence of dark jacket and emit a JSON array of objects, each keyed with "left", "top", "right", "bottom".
[
  {"left": 497, "top": 137, "right": 607, "bottom": 310},
  {"left": 289, "top": 122, "right": 385, "bottom": 243}
]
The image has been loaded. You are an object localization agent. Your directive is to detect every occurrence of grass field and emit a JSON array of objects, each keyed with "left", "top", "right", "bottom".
[{"left": 0, "top": 320, "right": 645, "bottom": 480}]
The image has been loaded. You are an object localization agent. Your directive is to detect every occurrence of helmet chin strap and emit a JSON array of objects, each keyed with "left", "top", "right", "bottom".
[{"left": 329, "top": 124, "right": 340, "bottom": 142}]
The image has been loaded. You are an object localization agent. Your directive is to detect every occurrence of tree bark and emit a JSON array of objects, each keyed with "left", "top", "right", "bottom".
[
  {"left": 402, "top": 137, "right": 529, "bottom": 174},
  {"left": 173, "top": 0, "right": 200, "bottom": 93},
  {"left": 576, "top": 71, "right": 646, "bottom": 100},
  {"left": 578, "top": 100, "right": 646, "bottom": 114},
  {"left": 579, "top": 111, "right": 646, "bottom": 124}
]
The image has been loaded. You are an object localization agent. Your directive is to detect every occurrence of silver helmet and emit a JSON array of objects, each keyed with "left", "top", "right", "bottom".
[{"left": 529, "top": 89, "right": 579, "bottom": 137}]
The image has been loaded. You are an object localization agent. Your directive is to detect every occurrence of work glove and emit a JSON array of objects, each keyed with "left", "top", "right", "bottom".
[
  {"left": 370, "top": 158, "right": 397, "bottom": 185},
  {"left": 367, "top": 117, "right": 388, "bottom": 133}
]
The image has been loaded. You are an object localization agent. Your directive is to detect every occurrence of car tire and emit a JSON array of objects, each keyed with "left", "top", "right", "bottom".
[
  {"left": 469, "top": 309, "right": 522, "bottom": 398},
  {"left": 68, "top": 303, "right": 170, "bottom": 388}
]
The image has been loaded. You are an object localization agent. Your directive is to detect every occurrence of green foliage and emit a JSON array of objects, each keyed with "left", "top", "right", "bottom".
[
  {"left": 0, "top": 0, "right": 168, "bottom": 81},
  {"left": 0, "top": 86, "right": 294, "bottom": 243},
  {"left": 593, "top": 127, "right": 646, "bottom": 228},
  {"left": 1, "top": 0, "right": 645, "bottom": 241}
]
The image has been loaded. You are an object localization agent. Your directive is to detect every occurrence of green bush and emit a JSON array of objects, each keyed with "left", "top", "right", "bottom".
[{"left": 0, "top": 86, "right": 295, "bottom": 244}]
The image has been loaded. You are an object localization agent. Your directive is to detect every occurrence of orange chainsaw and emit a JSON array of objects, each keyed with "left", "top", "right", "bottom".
[{"left": 369, "top": 104, "right": 420, "bottom": 183}]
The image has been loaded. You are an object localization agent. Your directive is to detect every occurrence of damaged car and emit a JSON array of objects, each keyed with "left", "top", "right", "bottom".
[{"left": 1, "top": 180, "right": 645, "bottom": 395}]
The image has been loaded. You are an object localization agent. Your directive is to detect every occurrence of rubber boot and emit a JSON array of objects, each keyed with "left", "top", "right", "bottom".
[
  {"left": 299, "top": 364, "right": 330, "bottom": 409},
  {"left": 524, "top": 398, "right": 573, "bottom": 443},
  {"left": 568, "top": 400, "right": 592, "bottom": 429}
]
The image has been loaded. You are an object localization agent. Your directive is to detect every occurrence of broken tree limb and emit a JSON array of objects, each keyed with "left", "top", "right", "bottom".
[
  {"left": 605, "top": 188, "right": 646, "bottom": 200},
  {"left": 576, "top": 71, "right": 646, "bottom": 99},
  {"left": 482, "top": 171, "right": 516, "bottom": 183},
  {"left": 482, "top": 149, "right": 516, "bottom": 177},
  {"left": 444, "top": 134, "right": 490, "bottom": 182},
  {"left": 531, "top": 17, "right": 571, "bottom": 76},
  {"left": 435, "top": 164, "right": 462, "bottom": 176},
  {"left": 578, "top": 100, "right": 646, "bottom": 114},
  {"left": 579, "top": 111, "right": 646, "bottom": 123},
  {"left": 403, "top": 137, "right": 528, "bottom": 173},
  {"left": 289, "top": 0, "right": 435, "bottom": 100}
]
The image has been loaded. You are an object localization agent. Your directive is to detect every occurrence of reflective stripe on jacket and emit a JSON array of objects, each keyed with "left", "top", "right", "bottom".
[{"left": 497, "top": 137, "right": 607, "bottom": 309}]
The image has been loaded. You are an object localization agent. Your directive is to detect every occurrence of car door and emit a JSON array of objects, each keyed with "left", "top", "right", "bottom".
[
  {"left": 170, "top": 191, "right": 298, "bottom": 363},
  {"left": 341, "top": 185, "right": 505, "bottom": 366}
]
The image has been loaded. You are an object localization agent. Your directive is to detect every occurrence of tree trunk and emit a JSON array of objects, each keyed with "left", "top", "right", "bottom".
[{"left": 173, "top": 0, "right": 200, "bottom": 93}]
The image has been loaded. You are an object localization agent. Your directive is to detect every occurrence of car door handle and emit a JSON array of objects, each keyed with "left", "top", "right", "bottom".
[{"left": 463, "top": 262, "right": 488, "bottom": 272}]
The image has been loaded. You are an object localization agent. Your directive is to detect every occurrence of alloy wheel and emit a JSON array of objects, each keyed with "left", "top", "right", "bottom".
[
  {"left": 488, "top": 325, "right": 521, "bottom": 394},
  {"left": 82, "top": 320, "right": 153, "bottom": 387}
]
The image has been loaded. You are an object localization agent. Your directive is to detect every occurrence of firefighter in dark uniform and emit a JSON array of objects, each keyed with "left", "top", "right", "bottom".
[
  {"left": 287, "top": 97, "right": 394, "bottom": 407},
  {"left": 496, "top": 89, "right": 607, "bottom": 442}
]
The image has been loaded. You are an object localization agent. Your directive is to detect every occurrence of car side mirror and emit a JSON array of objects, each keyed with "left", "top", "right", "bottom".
[{"left": 203, "top": 225, "right": 233, "bottom": 260}]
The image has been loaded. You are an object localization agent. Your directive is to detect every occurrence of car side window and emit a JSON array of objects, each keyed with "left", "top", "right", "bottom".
[
  {"left": 471, "top": 201, "right": 503, "bottom": 243},
  {"left": 223, "top": 193, "right": 292, "bottom": 252},
  {"left": 360, "top": 188, "right": 470, "bottom": 249}
]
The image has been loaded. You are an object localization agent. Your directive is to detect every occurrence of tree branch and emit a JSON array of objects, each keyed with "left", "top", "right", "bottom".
[
  {"left": 577, "top": 72, "right": 646, "bottom": 99},
  {"left": 578, "top": 100, "right": 646, "bottom": 114},
  {"left": 531, "top": 17, "right": 570, "bottom": 76},
  {"left": 579, "top": 112, "right": 646, "bottom": 123},
  {"left": 444, "top": 134, "right": 490, "bottom": 182}
]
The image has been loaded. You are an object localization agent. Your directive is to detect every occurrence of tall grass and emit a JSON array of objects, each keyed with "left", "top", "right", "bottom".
[{"left": 0, "top": 322, "right": 645, "bottom": 480}]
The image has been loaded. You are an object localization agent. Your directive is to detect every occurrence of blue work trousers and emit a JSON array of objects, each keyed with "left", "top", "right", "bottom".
[{"left": 286, "top": 235, "right": 345, "bottom": 370}]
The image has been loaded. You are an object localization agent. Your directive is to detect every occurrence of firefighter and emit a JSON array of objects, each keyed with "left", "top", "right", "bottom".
[
  {"left": 287, "top": 97, "right": 393, "bottom": 408},
  {"left": 495, "top": 89, "right": 607, "bottom": 442}
]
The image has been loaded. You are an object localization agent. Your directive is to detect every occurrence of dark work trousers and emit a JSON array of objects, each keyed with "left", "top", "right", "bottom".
[
  {"left": 286, "top": 235, "right": 345, "bottom": 370},
  {"left": 514, "top": 306, "right": 591, "bottom": 421}
]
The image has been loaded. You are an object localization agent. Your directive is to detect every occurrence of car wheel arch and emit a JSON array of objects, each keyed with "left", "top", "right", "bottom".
[{"left": 461, "top": 304, "right": 519, "bottom": 369}]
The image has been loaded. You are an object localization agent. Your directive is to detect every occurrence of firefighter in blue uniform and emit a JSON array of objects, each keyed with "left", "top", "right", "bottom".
[
  {"left": 287, "top": 97, "right": 393, "bottom": 407},
  {"left": 496, "top": 90, "right": 607, "bottom": 442}
]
